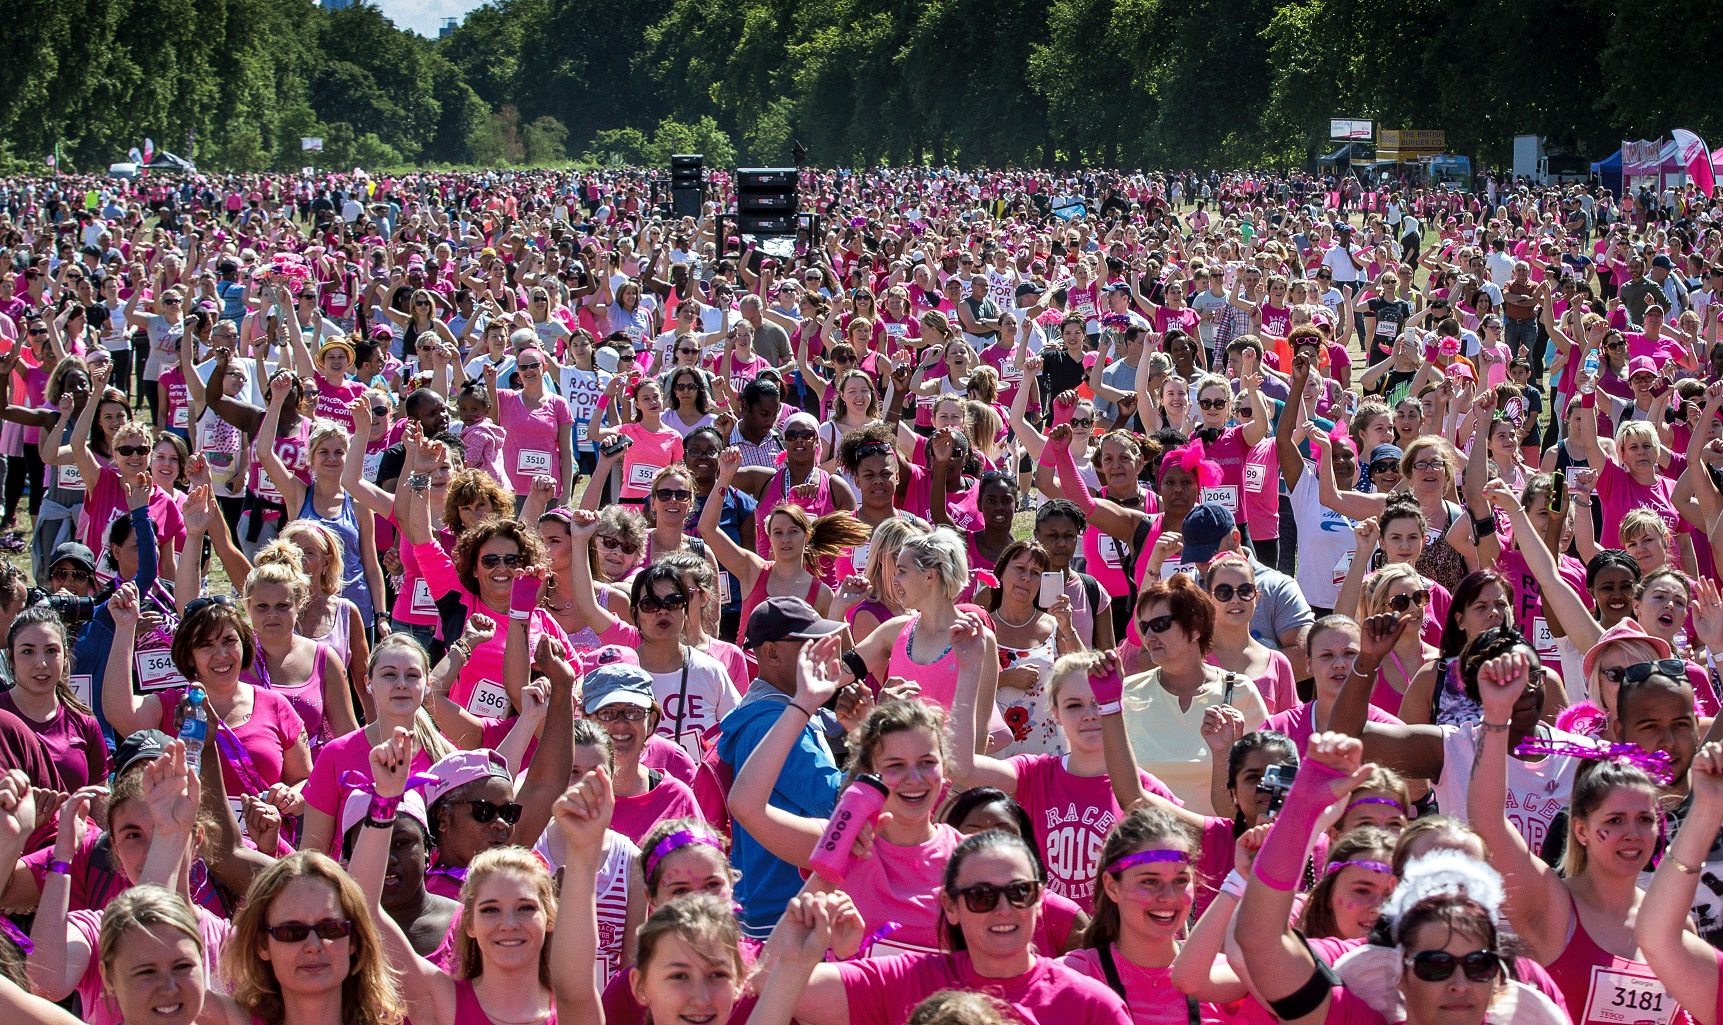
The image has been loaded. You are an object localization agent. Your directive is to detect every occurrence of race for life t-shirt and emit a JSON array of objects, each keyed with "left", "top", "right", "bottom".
[
  {"left": 599, "top": 622, "right": 740, "bottom": 758},
  {"left": 836, "top": 952, "right": 1132, "bottom": 1025},
  {"left": 616, "top": 422, "right": 684, "bottom": 501},
  {"left": 1009, "top": 754, "right": 1182, "bottom": 910},
  {"left": 1430, "top": 722, "right": 1582, "bottom": 852}
]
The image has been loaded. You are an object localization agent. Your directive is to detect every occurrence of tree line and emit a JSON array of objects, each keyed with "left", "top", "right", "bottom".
[{"left": 2, "top": 0, "right": 1718, "bottom": 174}]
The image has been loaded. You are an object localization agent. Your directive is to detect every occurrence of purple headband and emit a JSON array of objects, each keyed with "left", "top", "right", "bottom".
[
  {"left": 1103, "top": 849, "right": 1191, "bottom": 875},
  {"left": 644, "top": 828, "right": 726, "bottom": 881},
  {"left": 1325, "top": 859, "right": 1394, "bottom": 877},
  {"left": 1514, "top": 737, "right": 1675, "bottom": 785},
  {"left": 1346, "top": 796, "right": 1406, "bottom": 813}
]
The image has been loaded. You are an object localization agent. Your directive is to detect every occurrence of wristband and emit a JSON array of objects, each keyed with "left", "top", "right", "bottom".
[
  {"left": 1096, "top": 701, "right": 1122, "bottom": 717},
  {"left": 1580, "top": 390, "right": 1596, "bottom": 409},
  {"left": 1480, "top": 720, "right": 1511, "bottom": 733},
  {"left": 368, "top": 793, "right": 403, "bottom": 821},
  {"left": 510, "top": 574, "right": 544, "bottom": 618},
  {"left": 1254, "top": 758, "right": 1350, "bottom": 892},
  {"left": 1669, "top": 855, "right": 1703, "bottom": 875},
  {"left": 1089, "top": 665, "right": 1125, "bottom": 706},
  {"left": 1471, "top": 513, "right": 1497, "bottom": 541},
  {"left": 1219, "top": 869, "right": 1248, "bottom": 900},
  {"left": 46, "top": 860, "right": 71, "bottom": 876}
]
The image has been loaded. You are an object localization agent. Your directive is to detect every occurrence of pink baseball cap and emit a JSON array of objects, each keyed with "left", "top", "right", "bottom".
[{"left": 1580, "top": 618, "right": 1672, "bottom": 686}]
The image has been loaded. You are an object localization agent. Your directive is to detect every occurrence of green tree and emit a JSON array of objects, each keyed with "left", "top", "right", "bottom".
[
  {"left": 470, "top": 104, "right": 525, "bottom": 165},
  {"left": 523, "top": 116, "right": 569, "bottom": 164}
]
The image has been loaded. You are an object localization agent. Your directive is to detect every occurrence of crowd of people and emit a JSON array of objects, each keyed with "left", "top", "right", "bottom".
[{"left": 0, "top": 162, "right": 1716, "bottom": 1025}]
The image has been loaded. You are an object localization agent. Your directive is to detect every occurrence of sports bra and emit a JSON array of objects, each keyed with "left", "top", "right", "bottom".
[{"left": 453, "top": 977, "right": 556, "bottom": 1025}]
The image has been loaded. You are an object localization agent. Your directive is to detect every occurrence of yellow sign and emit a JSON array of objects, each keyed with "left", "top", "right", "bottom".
[{"left": 1379, "top": 130, "right": 1445, "bottom": 152}]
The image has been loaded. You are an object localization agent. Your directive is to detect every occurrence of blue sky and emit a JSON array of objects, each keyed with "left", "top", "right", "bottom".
[{"left": 376, "top": 0, "right": 486, "bottom": 37}]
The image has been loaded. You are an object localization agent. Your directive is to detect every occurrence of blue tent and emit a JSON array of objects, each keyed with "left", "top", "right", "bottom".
[{"left": 1592, "top": 148, "right": 1622, "bottom": 195}]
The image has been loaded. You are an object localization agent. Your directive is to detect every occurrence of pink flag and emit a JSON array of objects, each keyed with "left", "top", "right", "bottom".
[{"left": 1672, "top": 128, "right": 1714, "bottom": 196}]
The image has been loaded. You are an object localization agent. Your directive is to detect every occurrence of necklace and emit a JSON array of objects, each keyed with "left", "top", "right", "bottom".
[{"left": 994, "top": 605, "right": 1039, "bottom": 630}]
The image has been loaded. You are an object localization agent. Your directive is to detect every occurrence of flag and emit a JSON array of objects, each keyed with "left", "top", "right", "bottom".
[
  {"left": 301, "top": 137, "right": 323, "bottom": 152},
  {"left": 1672, "top": 128, "right": 1715, "bottom": 197},
  {"left": 45, "top": 154, "right": 55, "bottom": 168},
  {"left": 128, "top": 146, "right": 143, "bottom": 164},
  {"left": 142, "top": 138, "right": 155, "bottom": 164}
]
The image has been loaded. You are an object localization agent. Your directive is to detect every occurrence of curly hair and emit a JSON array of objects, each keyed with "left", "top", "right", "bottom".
[
  {"left": 445, "top": 468, "right": 515, "bottom": 533},
  {"left": 453, "top": 519, "right": 548, "bottom": 596},
  {"left": 838, "top": 421, "right": 900, "bottom": 474}
]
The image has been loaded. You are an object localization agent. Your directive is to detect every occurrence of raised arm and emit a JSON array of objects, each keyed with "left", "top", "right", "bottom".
[
  {"left": 548, "top": 767, "right": 612, "bottom": 1025},
  {"left": 1467, "top": 650, "right": 1569, "bottom": 962},
  {"left": 1330, "top": 612, "right": 1445, "bottom": 776},
  {"left": 1485, "top": 478, "right": 1601, "bottom": 651},
  {"left": 1639, "top": 741, "right": 1723, "bottom": 1025},
  {"left": 99, "top": 583, "right": 166, "bottom": 737},
  {"left": 697, "top": 449, "right": 768, "bottom": 590},
  {"left": 67, "top": 364, "right": 109, "bottom": 487}
]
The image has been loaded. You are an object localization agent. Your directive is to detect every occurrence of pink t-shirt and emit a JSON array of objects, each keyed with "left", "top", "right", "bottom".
[
  {"left": 1596, "top": 457, "right": 1679, "bottom": 553},
  {"left": 497, "top": 389, "right": 573, "bottom": 495},
  {"left": 835, "top": 952, "right": 1131, "bottom": 1025},
  {"left": 1264, "top": 701, "right": 1405, "bottom": 757},
  {"left": 410, "top": 540, "right": 571, "bottom": 714},
  {"left": 1060, "top": 946, "right": 1238, "bottom": 1025},
  {"left": 0, "top": 693, "right": 107, "bottom": 791},
  {"left": 1010, "top": 754, "right": 1181, "bottom": 912},
  {"left": 1242, "top": 437, "right": 1279, "bottom": 540},
  {"left": 71, "top": 905, "right": 232, "bottom": 1025},
  {"left": 158, "top": 366, "right": 193, "bottom": 432},
  {"left": 1209, "top": 649, "right": 1297, "bottom": 715},
  {"left": 78, "top": 467, "right": 186, "bottom": 560},
  {"left": 301, "top": 726, "right": 436, "bottom": 841},
  {"left": 1203, "top": 425, "right": 1249, "bottom": 519},
  {"left": 156, "top": 685, "right": 305, "bottom": 795},
  {"left": 617, "top": 422, "right": 684, "bottom": 501},
  {"left": 609, "top": 772, "right": 703, "bottom": 845},
  {"left": 313, "top": 370, "right": 367, "bottom": 433}
]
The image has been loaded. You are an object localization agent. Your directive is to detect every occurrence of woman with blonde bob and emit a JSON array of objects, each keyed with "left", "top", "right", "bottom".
[
  {"left": 830, "top": 516, "right": 931, "bottom": 644},
  {"left": 354, "top": 729, "right": 557, "bottom": 1025},
  {"left": 207, "top": 851, "right": 406, "bottom": 1025}
]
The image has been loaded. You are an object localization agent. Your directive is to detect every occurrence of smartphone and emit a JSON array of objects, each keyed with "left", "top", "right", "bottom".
[
  {"left": 1547, "top": 471, "right": 1568, "bottom": 515},
  {"left": 1039, "top": 571, "right": 1063, "bottom": 609},
  {"left": 598, "top": 434, "right": 632, "bottom": 458}
]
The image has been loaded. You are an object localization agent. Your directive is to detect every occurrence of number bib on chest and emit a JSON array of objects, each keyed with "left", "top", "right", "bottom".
[
  {"left": 628, "top": 462, "right": 664, "bottom": 490},
  {"left": 1202, "top": 484, "right": 1238, "bottom": 509},
  {"left": 1245, "top": 462, "right": 1267, "bottom": 494},
  {"left": 1097, "top": 534, "right": 1125, "bottom": 571},
  {"left": 1332, "top": 550, "right": 1355, "bottom": 588},
  {"left": 137, "top": 648, "right": 190, "bottom": 692},
  {"left": 466, "top": 678, "right": 511, "bottom": 717},
  {"left": 410, "top": 578, "right": 439, "bottom": 617},
  {"left": 57, "top": 464, "right": 85, "bottom": 491},
  {"left": 518, "top": 449, "right": 553, "bottom": 475},
  {"left": 1584, "top": 965, "right": 1676, "bottom": 1025}
]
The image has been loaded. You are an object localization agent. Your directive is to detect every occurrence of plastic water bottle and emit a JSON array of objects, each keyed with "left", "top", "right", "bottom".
[
  {"left": 1580, "top": 350, "right": 1599, "bottom": 394},
  {"left": 179, "top": 686, "right": 209, "bottom": 771}
]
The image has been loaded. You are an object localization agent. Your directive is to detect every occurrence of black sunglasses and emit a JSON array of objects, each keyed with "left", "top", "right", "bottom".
[
  {"left": 1210, "top": 583, "right": 1257, "bottom": 603},
  {"left": 1069, "top": 417, "right": 1094, "bottom": 429},
  {"left": 1389, "top": 589, "right": 1432, "bottom": 613},
  {"left": 653, "top": 487, "right": 693, "bottom": 503},
  {"left": 952, "top": 879, "right": 1040, "bottom": 913},
  {"left": 479, "top": 553, "right": 522, "bottom": 569},
  {"left": 1404, "top": 950, "right": 1502, "bottom": 983},
  {"left": 114, "top": 444, "right": 150, "bottom": 457},
  {"left": 1198, "top": 398, "right": 1230, "bottom": 410},
  {"left": 1369, "top": 460, "right": 1400, "bottom": 475},
  {"left": 1603, "top": 659, "right": 1687, "bottom": 685},
  {"left": 1140, "top": 614, "right": 1176, "bottom": 635},
  {"left": 638, "top": 591, "right": 689, "bottom": 614},
  {"left": 676, "top": 347, "right": 700, "bottom": 356},
  {"left": 370, "top": 406, "right": 389, "bottom": 416},
  {"left": 467, "top": 799, "right": 523, "bottom": 825},
  {"left": 264, "top": 919, "right": 353, "bottom": 943},
  {"left": 784, "top": 429, "right": 818, "bottom": 441}
]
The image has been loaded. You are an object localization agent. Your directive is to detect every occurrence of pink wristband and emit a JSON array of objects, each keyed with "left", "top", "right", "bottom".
[
  {"left": 1253, "top": 758, "right": 1350, "bottom": 892},
  {"left": 1089, "top": 666, "right": 1124, "bottom": 707},
  {"left": 510, "top": 575, "right": 544, "bottom": 618}
]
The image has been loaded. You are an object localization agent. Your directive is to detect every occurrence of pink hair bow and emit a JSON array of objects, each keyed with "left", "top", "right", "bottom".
[
  {"left": 1327, "top": 421, "right": 1357, "bottom": 457},
  {"left": 1162, "top": 437, "right": 1221, "bottom": 488}
]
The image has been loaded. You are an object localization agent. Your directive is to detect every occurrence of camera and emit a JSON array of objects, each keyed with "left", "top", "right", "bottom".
[
  {"left": 1255, "top": 763, "right": 1298, "bottom": 820},
  {"left": 26, "top": 588, "right": 96, "bottom": 628}
]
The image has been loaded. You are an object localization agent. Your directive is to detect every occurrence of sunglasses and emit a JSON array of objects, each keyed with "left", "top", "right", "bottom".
[
  {"left": 50, "top": 566, "right": 91, "bottom": 583},
  {"left": 1198, "top": 398, "right": 1230, "bottom": 411},
  {"left": 833, "top": 353, "right": 857, "bottom": 364},
  {"left": 654, "top": 487, "right": 693, "bottom": 503},
  {"left": 1140, "top": 614, "right": 1177, "bottom": 635},
  {"left": 114, "top": 444, "right": 150, "bottom": 458},
  {"left": 1605, "top": 341, "right": 1626, "bottom": 351},
  {"left": 676, "top": 347, "right": 700, "bottom": 357},
  {"left": 597, "top": 535, "right": 640, "bottom": 555},
  {"left": 591, "top": 705, "right": 650, "bottom": 724},
  {"left": 1602, "top": 659, "right": 1687, "bottom": 685},
  {"left": 1389, "top": 589, "right": 1432, "bottom": 613},
  {"left": 1369, "top": 460, "right": 1400, "bottom": 475},
  {"left": 673, "top": 382, "right": 699, "bottom": 392},
  {"left": 784, "top": 429, "right": 818, "bottom": 442},
  {"left": 518, "top": 362, "right": 544, "bottom": 372},
  {"left": 1069, "top": 417, "right": 1094, "bottom": 429},
  {"left": 370, "top": 405, "right": 389, "bottom": 416},
  {"left": 467, "top": 799, "right": 523, "bottom": 825},
  {"left": 479, "top": 553, "right": 523, "bottom": 569},
  {"left": 638, "top": 591, "right": 689, "bottom": 614},
  {"left": 1404, "top": 950, "right": 1502, "bottom": 984},
  {"left": 952, "top": 879, "right": 1040, "bottom": 913},
  {"left": 1210, "top": 583, "right": 1257, "bottom": 603},
  {"left": 264, "top": 919, "right": 353, "bottom": 944},
  {"left": 163, "top": 297, "right": 182, "bottom": 305},
  {"left": 26, "top": 327, "right": 47, "bottom": 337}
]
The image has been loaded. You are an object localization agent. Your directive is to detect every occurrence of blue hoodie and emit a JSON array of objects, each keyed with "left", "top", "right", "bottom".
[{"left": 715, "top": 685, "right": 844, "bottom": 938}]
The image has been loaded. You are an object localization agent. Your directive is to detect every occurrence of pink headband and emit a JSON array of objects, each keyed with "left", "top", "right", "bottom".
[
  {"left": 1103, "top": 849, "right": 1190, "bottom": 875},
  {"left": 1160, "top": 437, "right": 1221, "bottom": 488},
  {"left": 644, "top": 828, "right": 725, "bottom": 880},
  {"left": 1325, "top": 859, "right": 1394, "bottom": 877}
]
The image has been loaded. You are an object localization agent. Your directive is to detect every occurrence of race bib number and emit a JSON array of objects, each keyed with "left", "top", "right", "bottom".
[
  {"left": 625, "top": 326, "right": 644, "bottom": 344},
  {"left": 57, "top": 463, "right": 85, "bottom": 490},
  {"left": 136, "top": 648, "right": 190, "bottom": 693},
  {"left": 517, "top": 449, "right": 553, "bottom": 475},
  {"left": 1097, "top": 534, "right": 1125, "bottom": 571},
  {"left": 1333, "top": 550, "right": 1355, "bottom": 588},
  {"left": 1375, "top": 318, "right": 1397, "bottom": 337},
  {"left": 575, "top": 419, "right": 589, "bottom": 444},
  {"left": 172, "top": 405, "right": 190, "bottom": 428},
  {"left": 628, "top": 462, "right": 664, "bottom": 490},
  {"left": 69, "top": 674, "right": 92, "bottom": 709},
  {"left": 867, "top": 935, "right": 941, "bottom": 960},
  {"left": 885, "top": 322, "right": 907, "bottom": 339},
  {"left": 1202, "top": 485, "right": 1238, "bottom": 509},
  {"left": 411, "top": 577, "right": 439, "bottom": 616},
  {"left": 1531, "top": 616, "right": 1558, "bottom": 658},
  {"left": 258, "top": 476, "right": 282, "bottom": 503},
  {"left": 1585, "top": 967, "right": 1676, "bottom": 1025},
  {"left": 1245, "top": 462, "right": 1266, "bottom": 494},
  {"left": 719, "top": 572, "right": 733, "bottom": 606},
  {"left": 851, "top": 542, "right": 871, "bottom": 574},
  {"left": 1000, "top": 360, "right": 1023, "bottom": 382},
  {"left": 466, "top": 678, "right": 512, "bottom": 718},
  {"left": 1161, "top": 561, "right": 1197, "bottom": 582},
  {"left": 672, "top": 728, "right": 705, "bottom": 763},
  {"left": 329, "top": 292, "right": 348, "bottom": 308}
]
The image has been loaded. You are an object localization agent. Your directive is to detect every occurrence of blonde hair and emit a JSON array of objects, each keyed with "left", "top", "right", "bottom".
[
  {"left": 224, "top": 853, "right": 405, "bottom": 1025},
  {"left": 444, "top": 468, "right": 514, "bottom": 532},
  {"left": 1361, "top": 563, "right": 1425, "bottom": 619},
  {"left": 245, "top": 552, "right": 311, "bottom": 609},
  {"left": 307, "top": 419, "right": 351, "bottom": 460},
  {"left": 863, "top": 516, "right": 931, "bottom": 606},
  {"left": 1047, "top": 649, "right": 1108, "bottom": 707},
  {"left": 365, "top": 633, "right": 456, "bottom": 762},
  {"left": 457, "top": 847, "right": 557, "bottom": 987},
  {"left": 1614, "top": 419, "right": 1659, "bottom": 451},
  {"left": 897, "top": 528, "right": 969, "bottom": 600},
  {"left": 1401, "top": 435, "right": 1458, "bottom": 481},
  {"left": 113, "top": 419, "right": 154, "bottom": 448},
  {"left": 906, "top": 991, "right": 1015, "bottom": 1025},
  {"left": 98, "top": 884, "right": 205, "bottom": 986},
  {"left": 270, "top": 524, "right": 344, "bottom": 597},
  {"left": 1618, "top": 507, "right": 1672, "bottom": 547},
  {"left": 964, "top": 400, "right": 1004, "bottom": 463}
]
